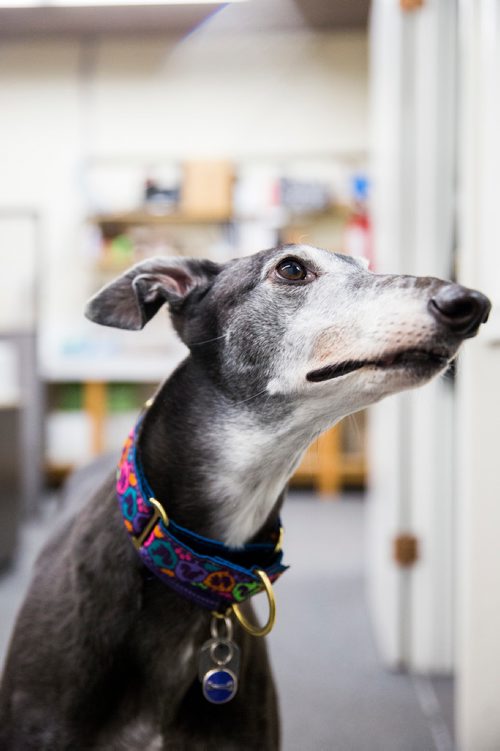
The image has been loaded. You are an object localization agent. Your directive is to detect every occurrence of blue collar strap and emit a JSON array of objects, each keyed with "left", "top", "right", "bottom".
[{"left": 116, "top": 417, "right": 288, "bottom": 614}]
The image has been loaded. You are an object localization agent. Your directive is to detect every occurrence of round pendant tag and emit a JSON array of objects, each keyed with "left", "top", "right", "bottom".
[{"left": 202, "top": 668, "right": 238, "bottom": 704}]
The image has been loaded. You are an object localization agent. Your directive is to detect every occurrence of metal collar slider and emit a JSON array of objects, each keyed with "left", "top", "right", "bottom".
[{"left": 132, "top": 498, "right": 169, "bottom": 550}]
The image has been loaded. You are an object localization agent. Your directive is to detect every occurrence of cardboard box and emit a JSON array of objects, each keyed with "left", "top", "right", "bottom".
[{"left": 181, "top": 161, "right": 234, "bottom": 219}]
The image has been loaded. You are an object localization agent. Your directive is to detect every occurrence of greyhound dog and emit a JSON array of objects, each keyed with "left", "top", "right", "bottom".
[{"left": 0, "top": 244, "right": 490, "bottom": 750}]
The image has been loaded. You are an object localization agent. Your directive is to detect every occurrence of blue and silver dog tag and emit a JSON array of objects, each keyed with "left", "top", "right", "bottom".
[
  {"left": 199, "top": 615, "right": 240, "bottom": 704},
  {"left": 202, "top": 667, "right": 238, "bottom": 704}
]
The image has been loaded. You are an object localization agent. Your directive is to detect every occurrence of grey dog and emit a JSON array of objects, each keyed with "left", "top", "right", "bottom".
[{"left": 0, "top": 244, "right": 490, "bottom": 750}]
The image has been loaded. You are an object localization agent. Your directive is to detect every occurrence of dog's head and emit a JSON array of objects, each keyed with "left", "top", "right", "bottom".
[{"left": 86, "top": 244, "right": 490, "bottom": 415}]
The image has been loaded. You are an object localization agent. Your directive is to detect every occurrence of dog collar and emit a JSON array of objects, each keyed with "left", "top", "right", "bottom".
[{"left": 116, "top": 417, "right": 288, "bottom": 616}]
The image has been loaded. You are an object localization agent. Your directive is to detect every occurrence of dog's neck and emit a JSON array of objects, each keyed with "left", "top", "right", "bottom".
[{"left": 139, "top": 356, "right": 336, "bottom": 547}]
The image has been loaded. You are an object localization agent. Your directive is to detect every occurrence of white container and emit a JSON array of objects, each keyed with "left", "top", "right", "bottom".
[{"left": 46, "top": 411, "right": 93, "bottom": 468}]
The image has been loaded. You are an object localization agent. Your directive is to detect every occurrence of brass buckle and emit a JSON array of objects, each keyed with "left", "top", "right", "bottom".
[
  {"left": 274, "top": 526, "right": 284, "bottom": 553},
  {"left": 131, "top": 497, "right": 169, "bottom": 550},
  {"left": 231, "top": 569, "right": 276, "bottom": 637}
]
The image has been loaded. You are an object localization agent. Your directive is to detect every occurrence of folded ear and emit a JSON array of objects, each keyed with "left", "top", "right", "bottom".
[{"left": 85, "top": 257, "right": 220, "bottom": 330}]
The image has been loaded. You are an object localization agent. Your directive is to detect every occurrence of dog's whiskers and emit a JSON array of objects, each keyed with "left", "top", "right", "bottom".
[
  {"left": 346, "top": 412, "right": 362, "bottom": 447},
  {"left": 235, "top": 388, "right": 270, "bottom": 404},
  {"left": 191, "top": 333, "right": 228, "bottom": 346}
]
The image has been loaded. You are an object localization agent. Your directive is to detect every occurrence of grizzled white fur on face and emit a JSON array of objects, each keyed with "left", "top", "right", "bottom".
[{"left": 262, "top": 245, "right": 448, "bottom": 398}]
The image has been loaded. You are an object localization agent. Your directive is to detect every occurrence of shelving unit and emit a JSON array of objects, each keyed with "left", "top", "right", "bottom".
[{"left": 42, "top": 160, "right": 368, "bottom": 494}]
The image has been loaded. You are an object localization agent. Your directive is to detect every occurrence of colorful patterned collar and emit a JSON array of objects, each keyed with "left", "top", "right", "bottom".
[{"left": 116, "top": 416, "right": 288, "bottom": 614}]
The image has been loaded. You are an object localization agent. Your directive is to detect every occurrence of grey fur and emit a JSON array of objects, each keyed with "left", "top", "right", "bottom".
[{"left": 0, "top": 245, "right": 490, "bottom": 749}]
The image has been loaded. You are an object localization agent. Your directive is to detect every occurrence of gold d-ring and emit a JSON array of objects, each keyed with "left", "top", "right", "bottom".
[{"left": 232, "top": 569, "right": 276, "bottom": 637}]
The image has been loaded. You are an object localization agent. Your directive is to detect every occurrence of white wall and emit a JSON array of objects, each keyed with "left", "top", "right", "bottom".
[
  {"left": 89, "top": 32, "right": 368, "bottom": 159},
  {"left": 0, "top": 30, "right": 367, "bottom": 367}
]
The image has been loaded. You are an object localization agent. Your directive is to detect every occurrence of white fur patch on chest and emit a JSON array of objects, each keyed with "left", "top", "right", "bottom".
[{"left": 207, "top": 416, "right": 308, "bottom": 547}]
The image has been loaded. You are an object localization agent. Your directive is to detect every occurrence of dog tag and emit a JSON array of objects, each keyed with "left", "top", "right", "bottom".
[{"left": 198, "top": 616, "right": 240, "bottom": 704}]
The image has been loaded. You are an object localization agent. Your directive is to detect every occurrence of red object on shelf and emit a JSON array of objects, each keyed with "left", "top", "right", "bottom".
[{"left": 344, "top": 204, "right": 374, "bottom": 270}]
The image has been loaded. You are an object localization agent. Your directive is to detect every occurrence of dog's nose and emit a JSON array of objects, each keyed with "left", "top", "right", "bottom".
[{"left": 429, "top": 284, "right": 491, "bottom": 337}]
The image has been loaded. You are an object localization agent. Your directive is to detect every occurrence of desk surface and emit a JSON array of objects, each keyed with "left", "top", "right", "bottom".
[{"left": 39, "top": 352, "right": 186, "bottom": 384}]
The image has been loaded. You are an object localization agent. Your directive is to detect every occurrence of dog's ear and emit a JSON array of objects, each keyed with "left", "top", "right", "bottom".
[{"left": 85, "top": 257, "right": 221, "bottom": 330}]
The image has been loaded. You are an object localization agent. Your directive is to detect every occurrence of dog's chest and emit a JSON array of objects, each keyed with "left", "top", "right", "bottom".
[{"left": 98, "top": 719, "right": 162, "bottom": 751}]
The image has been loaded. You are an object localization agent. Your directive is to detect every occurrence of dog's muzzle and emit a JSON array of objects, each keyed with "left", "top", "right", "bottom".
[{"left": 428, "top": 284, "right": 491, "bottom": 338}]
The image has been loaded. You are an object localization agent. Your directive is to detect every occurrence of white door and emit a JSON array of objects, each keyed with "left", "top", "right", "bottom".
[
  {"left": 367, "top": 0, "right": 457, "bottom": 672},
  {"left": 455, "top": 1, "right": 500, "bottom": 749}
]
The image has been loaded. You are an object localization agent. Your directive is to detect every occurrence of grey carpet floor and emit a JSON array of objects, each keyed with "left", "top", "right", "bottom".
[
  {"left": 262, "top": 493, "right": 455, "bottom": 751},
  {"left": 0, "top": 488, "right": 454, "bottom": 751}
]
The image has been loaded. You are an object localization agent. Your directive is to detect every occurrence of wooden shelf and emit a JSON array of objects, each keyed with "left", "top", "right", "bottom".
[
  {"left": 89, "top": 210, "right": 232, "bottom": 227},
  {"left": 89, "top": 205, "right": 351, "bottom": 230},
  {"left": 39, "top": 348, "right": 187, "bottom": 384},
  {"left": 284, "top": 204, "right": 352, "bottom": 223}
]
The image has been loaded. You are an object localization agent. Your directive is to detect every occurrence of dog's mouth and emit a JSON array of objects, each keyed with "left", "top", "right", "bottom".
[{"left": 306, "top": 348, "right": 451, "bottom": 383}]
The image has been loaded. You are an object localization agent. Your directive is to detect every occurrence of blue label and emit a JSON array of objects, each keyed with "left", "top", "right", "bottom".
[{"left": 202, "top": 668, "right": 238, "bottom": 704}]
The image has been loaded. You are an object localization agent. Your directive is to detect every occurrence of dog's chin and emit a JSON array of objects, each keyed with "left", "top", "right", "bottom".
[{"left": 306, "top": 348, "right": 453, "bottom": 385}]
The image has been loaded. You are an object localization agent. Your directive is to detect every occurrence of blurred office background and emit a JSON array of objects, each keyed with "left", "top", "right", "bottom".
[{"left": 0, "top": 1, "right": 499, "bottom": 749}]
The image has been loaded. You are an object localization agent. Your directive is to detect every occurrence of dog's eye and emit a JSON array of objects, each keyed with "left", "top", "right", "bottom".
[{"left": 276, "top": 258, "right": 308, "bottom": 282}]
